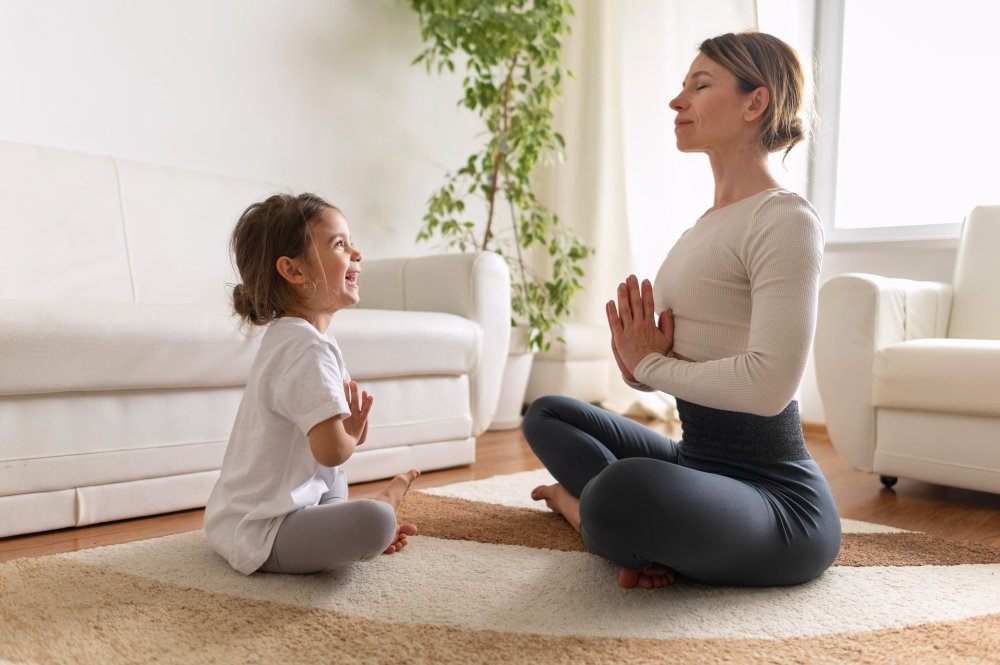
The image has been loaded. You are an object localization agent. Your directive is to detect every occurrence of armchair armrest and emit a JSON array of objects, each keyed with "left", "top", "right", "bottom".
[
  {"left": 815, "top": 273, "right": 952, "bottom": 471},
  {"left": 358, "top": 252, "right": 511, "bottom": 436}
]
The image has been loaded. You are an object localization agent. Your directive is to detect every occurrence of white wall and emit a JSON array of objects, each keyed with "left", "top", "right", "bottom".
[
  {"left": 0, "top": 0, "right": 481, "bottom": 259},
  {"left": 1, "top": 0, "right": 956, "bottom": 425},
  {"left": 798, "top": 240, "right": 958, "bottom": 423}
]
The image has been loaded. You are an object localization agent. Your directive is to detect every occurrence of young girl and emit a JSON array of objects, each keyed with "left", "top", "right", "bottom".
[{"left": 205, "top": 192, "right": 420, "bottom": 575}]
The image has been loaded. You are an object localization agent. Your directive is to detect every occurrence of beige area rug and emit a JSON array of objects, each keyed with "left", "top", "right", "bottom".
[{"left": 2, "top": 470, "right": 1000, "bottom": 665}]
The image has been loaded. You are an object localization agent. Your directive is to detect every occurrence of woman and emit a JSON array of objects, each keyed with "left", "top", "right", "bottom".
[{"left": 523, "top": 31, "right": 841, "bottom": 588}]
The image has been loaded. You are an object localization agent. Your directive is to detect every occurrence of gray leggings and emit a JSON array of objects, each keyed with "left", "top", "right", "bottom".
[
  {"left": 522, "top": 395, "right": 842, "bottom": 586},
  {"left": 259, "top": 472, "right": 398, "bottom": 574}
]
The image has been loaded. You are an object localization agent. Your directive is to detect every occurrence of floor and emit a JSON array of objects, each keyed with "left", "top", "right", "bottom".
[{"left": 2, "top": 422, "right": 999, "bottom": 563}]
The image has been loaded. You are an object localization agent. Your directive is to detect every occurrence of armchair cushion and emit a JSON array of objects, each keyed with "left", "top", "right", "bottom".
[{"left": 873, "top": 339, "right": 1000, "bottom": 416}]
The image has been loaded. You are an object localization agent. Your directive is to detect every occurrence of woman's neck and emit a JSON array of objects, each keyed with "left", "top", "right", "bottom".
[{"left": 705, "top": 146, "right": 779, "bottom": 214}]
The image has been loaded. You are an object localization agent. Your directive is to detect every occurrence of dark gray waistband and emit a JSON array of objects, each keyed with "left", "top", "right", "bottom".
[{"left": 676, "top": 399, "right": 810, "bottom": 463}]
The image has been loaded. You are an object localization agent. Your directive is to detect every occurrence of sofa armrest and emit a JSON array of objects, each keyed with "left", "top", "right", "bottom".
[
  {"left": 358, "top": 252, "right": 511, "bottom": 436},
  {"left": 815, "top": 273, "right": 953, "bottom": 471}
]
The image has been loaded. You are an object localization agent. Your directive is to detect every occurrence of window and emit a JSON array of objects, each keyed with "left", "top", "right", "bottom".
[{"left": 810, "top": 0, "right": 1000, "bottom": 243}]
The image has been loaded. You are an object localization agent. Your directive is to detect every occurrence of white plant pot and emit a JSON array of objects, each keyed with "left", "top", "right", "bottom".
[{"left": 488, "top": 326, "right": 535, "bottom": 431}]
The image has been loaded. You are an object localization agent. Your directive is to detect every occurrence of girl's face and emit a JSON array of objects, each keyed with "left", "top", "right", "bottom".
[
  {"left": 304, "top": 207, "right": 362, "bottom": 314},
  {"left": 669, "top": 53, "right": 761, "bottom": 155}
]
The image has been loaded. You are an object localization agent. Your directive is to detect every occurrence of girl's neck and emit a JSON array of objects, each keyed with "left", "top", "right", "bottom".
[{"left": 283, "top": 309, "right": 332, "bottom": 333}]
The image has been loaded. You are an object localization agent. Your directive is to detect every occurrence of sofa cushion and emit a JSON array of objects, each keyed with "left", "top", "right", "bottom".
[
  {"left": 873, "top": 338, "right": 1000, "bottom": 417},
  {"left": 115, "top": 158, "right": 278, "bottom": 308},
  {"left": 0, "top": 301, "right": 257, "bottom": 395},
  {"left": 0, "top": 302, "right": 480, "bottom": 395},
  {"left": 332, "top": 308, "right": 481, "bottom": 380},
  {"left": 0, "top": 140, "right": 134, "bottom": 303}
]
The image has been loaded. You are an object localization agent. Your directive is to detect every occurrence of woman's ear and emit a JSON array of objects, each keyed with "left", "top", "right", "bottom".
[
  {"left": 276, "top": 256, "right": 307, "bottom": 285},
  {"left": 744, "top": 86, "right": 770, "bottom": 122}
]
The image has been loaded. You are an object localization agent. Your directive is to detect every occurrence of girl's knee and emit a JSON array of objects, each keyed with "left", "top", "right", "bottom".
[{"left": 353, "top": 499, "right": 398, "bottom": 560}]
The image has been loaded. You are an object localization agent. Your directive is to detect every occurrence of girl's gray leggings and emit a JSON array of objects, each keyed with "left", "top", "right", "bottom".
[
  {"left": 522, "top": 395, "right": 842, "bottom": 586},
  {"left": 259, "top": 471, "right": 398, "bottom": 574}
]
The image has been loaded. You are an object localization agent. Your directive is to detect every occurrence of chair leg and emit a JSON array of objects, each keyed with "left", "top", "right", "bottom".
[{"left": 879, "top": 475, "right": 898, "bottom": 488}]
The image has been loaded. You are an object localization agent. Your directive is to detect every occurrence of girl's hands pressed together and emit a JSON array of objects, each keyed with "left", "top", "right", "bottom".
[
  {"left": 606, "top": 275, "right": 674, "bottom": 377},
  {"left": 342, "top": 380, "right": 373, "bottom": 446}
]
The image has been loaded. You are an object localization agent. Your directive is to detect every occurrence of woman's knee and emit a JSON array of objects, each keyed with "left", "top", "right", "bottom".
[
  {"left": 580, "top": 460, "right": 652, "bottom": 538},
  {"left": 523, "top": 395, "right": 560, "bottom": 445},
  {"left": 522, "top": 395, "right": 583, "bottom": 447},
  {"left": 523, "top": 394, "right": 567, "bottom": 427},
  {"left": 583, "top": 456, "right": 655, "bottom": 499}
]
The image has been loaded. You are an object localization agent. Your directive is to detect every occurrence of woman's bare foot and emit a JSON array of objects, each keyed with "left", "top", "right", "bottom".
[
  {"left": 373, "top": 468, "right": 420, "bottom": 511},
  {"left": 383, "top": 523, "right": 418, "bottom": 554},
  {"left": 530, "top": 483, "right": 581, "bottom": 533},
  {"left": 619, "top": 564, "right": 676, "bottom": 589}
]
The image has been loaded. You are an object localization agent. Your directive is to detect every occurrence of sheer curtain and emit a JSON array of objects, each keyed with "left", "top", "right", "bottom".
[{"left": 538, "top": 0, "right": 757, "bottom": 418}]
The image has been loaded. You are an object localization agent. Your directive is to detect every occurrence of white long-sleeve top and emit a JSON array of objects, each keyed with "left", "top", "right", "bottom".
[{"left": 633, "top": 188, "right": 824, "bottom": 417}]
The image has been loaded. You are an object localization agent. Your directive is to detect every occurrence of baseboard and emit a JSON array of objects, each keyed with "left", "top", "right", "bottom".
[{"left": 801, "top": 421, "right": 828, "bottom": 437}]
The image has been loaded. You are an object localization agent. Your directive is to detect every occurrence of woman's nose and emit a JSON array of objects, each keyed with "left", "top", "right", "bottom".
[{"left": 669, "top": 95, "right": 685, "bottom": 112}]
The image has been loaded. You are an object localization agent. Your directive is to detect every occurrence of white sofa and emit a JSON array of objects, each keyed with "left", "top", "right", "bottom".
[
  {"left": 525, "top": 321, "right": 610, "bottom": 406},
  {"left": 814, "top": 205, "right": 1000, "bottom": 494},
  {"left": 0, "top": 139, "right": 511, "bottom": 538}
]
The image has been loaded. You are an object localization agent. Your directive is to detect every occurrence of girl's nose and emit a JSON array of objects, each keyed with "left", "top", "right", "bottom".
[{"left": 353, "top": 248, "right": 363, "bottom": 262}]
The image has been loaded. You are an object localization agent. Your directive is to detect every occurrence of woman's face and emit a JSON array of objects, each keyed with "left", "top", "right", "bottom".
[{"left": 669, "top": 53, "right": 760, "bottom": 155}]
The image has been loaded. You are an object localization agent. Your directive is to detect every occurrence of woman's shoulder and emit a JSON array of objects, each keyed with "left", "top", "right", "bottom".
[
  {"left": 748, "top": 188, "right": 824, "bottom": 241},
  {"left": 754, "top": 189, "right": 821, "bottom": 224}
]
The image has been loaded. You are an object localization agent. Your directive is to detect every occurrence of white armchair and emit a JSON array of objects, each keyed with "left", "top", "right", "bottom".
[{"left": 815, "top": 205, "right": 1000, "bottom": 494}]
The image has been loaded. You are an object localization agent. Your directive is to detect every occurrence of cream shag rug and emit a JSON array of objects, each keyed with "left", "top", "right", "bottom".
[{"left": 2, "top": 469, "right": 999, "bottom": 664}]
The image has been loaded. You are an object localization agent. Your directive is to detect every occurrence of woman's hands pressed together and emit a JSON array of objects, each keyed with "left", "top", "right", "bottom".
[{"left": 606, "top": 275, "right": 674, "bottom": 381}]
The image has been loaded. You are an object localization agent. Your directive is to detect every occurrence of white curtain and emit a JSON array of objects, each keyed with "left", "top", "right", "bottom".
[{"left": 538, "top": 0, "right": 757, "bottom": 419}]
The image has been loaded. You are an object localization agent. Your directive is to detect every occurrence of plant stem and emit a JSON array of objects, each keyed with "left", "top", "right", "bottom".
[
  {"left": 482, "top": 52, "right": 519, "bottom": 251},
  {"left": 507, "top": 192, "right": 532, "bottom": 327}
]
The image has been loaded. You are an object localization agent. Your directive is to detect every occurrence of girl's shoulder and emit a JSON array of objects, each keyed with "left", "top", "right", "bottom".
[{"left": 257, "top": 317, "right": 337, "bottom": 365}]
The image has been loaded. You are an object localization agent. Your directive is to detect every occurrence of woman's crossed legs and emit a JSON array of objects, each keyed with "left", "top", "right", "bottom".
[{"left": 523, "top": 395, "right": 819, "bottom": 587}]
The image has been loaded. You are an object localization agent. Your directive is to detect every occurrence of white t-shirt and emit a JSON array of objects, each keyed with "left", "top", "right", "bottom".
[
  {"left": 205, "top": 317, "right": 352, "bottom": 575},
  {"left": 632, "top": 188, "right": 824, "bottom": 417}
]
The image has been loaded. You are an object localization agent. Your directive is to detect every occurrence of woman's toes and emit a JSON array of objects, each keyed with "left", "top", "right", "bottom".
[{"left": 619, "top": 568, "right": 640, "bottom": 588}]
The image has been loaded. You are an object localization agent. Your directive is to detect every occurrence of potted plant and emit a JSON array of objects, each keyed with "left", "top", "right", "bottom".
[{"left": 410, "top": 0, "right": 592, "bottom": 428}]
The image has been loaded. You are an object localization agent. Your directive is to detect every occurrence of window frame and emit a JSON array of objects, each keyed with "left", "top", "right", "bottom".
[{"left": 808, "top": 0, "right": 962, "bottom": 245}]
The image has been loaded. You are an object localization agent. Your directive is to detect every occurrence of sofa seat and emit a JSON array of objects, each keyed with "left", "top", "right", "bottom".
[
  {"left": 0, "top": 306, "right": 483, "bottom": 495},
  {"left": 873, "top": 338, "right": 1000, "bottom": 417}
]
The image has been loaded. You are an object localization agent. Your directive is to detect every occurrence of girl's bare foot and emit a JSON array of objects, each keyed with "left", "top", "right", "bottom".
[
  {"left": 373, "top": 468, "right": 420, "bottom": 511},
  {"left": 530, "top": 483, "right": 581, "bottom": 533},
  {"left": 619, "top": 564, "right": 676, "bottom": 589},
  {"left": 383, "top": 523, "right": 418, "bottom": 554}
]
